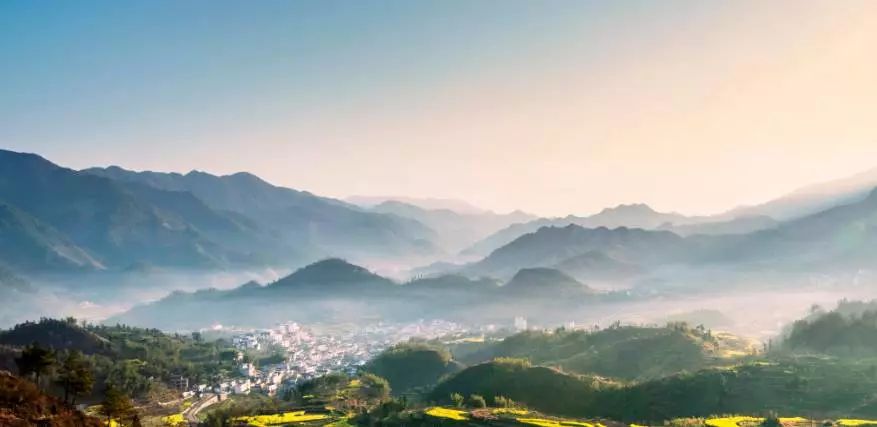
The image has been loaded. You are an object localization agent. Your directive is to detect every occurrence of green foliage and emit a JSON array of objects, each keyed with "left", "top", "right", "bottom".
[
  {"left": 364, "top": 341, "right": 458, "bottom": 394},
  {"left": 55, "top": 350, "right": 94, "bottom": 404},
  {"left": 468, "top": 394, "right": 487, "bottom": 408},
  {"left": 99, "top": 386, "right": 135, "bottom": 423},
  {"left": 2, "top": 318, "right": 237, "bottom": 399},
  {"left": 358, "top": 373, "right": 392, "bottom": 404},
  {"left": 457, "top": 325, "right": 729, "bottom": 381},
  {"left": 14, "top": 343, "right": 54, "bottom": 386},
  {"left": 431, "top": 359, "right": 613, "bottom": 417},
  {"left": 450, "top": 392, "right": 464, "bottom": 408},
  {"left": 784, "top": 308, "right": 877, "bottom": 356}
]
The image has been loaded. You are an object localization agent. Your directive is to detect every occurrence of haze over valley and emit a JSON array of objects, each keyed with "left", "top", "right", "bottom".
[{"left": 4, "top": 2, "right": 877, "bottom": 426}]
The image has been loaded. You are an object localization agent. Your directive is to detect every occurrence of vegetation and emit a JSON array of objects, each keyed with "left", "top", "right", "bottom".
[
  {"left": 364, "top": 341, "right": 460, "bottom": 394},
  {"left": 784, "top": 307, "right": 877, "bottom": 355},
  {"left": 455, "top": 324, "right": 743, "bottom": 381},
  {"left": 0, "top": 370, "right": 102, "bottom": 426},
  {"left": 0, "top": 318, "right": 237, "bottom": 400}
]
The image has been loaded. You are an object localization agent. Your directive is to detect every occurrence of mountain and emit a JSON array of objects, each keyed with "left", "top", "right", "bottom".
[
  {"left": 659, "top": 215, "right": 779, "bottom": 237},
  {"left": 265, "top": 258, "right": 394, "bottom": 290},
  {"left": 701, "top": 187, "right": 877, "bottom": 268},
  {"left": 347, "top": 195, "right": 488, "bottom": 215},
  {"left": 462, "top": 204, "right": 749, "bottom": 258},
  {"left": 502, "top": 268, "right": 595, "bottom": 297},
  {"left": 465, "top": 225, "right": 688, "bottom": 279},
  {"left": 725, "top": 167, "right": 877, "bottom": 221},
  {"left": 85, "top": 165, "right": 440, "bottom": 262},
  {"left": 368, "top": 200, "right": 534, "bottom": 254},
  {"left": 0, "top": 149, "right": 243, "bottom": 270},
  {"left": 109, "top": 257, "right": 627, "bottom": 330},
  {"left": 551, "top": 250, "right": 644, "bottom": 282},
  {"left": 0, "top": 203, "right": 102, "bottom": 272}
]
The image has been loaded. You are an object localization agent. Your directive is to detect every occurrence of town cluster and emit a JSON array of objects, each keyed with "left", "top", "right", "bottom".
[{"left": 187, "top": 320, "right": 472, "bottom": 398}]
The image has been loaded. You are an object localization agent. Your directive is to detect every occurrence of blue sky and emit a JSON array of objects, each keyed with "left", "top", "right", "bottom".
[{"left": 3, "top": 1, "right": 877, "bottom": 216}]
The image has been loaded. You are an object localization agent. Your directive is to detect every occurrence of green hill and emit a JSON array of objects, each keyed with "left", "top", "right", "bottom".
[
  {"left": 430, "top": 358, "right": 615, "bottom": 418},
  {"left": 364, "top": 342, "right": 462, "bottom": 394},
  {"left": 782, "top": 304, "right": 877, "bottom": 356},
  {"left": 456, "top": 325, "right": 744, "bottom": 381}
]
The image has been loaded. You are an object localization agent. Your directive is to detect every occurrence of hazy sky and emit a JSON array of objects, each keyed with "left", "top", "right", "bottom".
[{"left": 2, "top": 1, "right": 877, "bottom": 216}]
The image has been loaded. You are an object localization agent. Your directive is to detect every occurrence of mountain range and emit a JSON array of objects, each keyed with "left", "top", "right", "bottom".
[
  {"left": 3, "top": 147, "right": 877, "bottom": 298},
  {"left": 0, "top": 149, "right": 447, "bottom": 276}
]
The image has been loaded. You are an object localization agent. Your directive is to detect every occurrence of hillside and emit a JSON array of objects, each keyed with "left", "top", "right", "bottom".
[
  {"left": 369, "top": 200, "right": 533, "bottom": 254},
  {"left": 0, "top": 149, "right": 246, "bottom": 271},
  {"left": 364, "top": 342, "right": 462, "bottom": 394},
  {"left": 85, "top": 165, "right": 440, "bottom": 262},
  {"left": 461, "top": 204, "right": 778, "bottom": 258},
  {"left": 725, "top": 167, "right": 877, "bottom": 221},
  {"left": 0, "top": 370, "right": 102, "bottom": 427},
  {"left": 455, "top": 325, "right": 742, "bottom": 381},
  {"left": 701, "top": 188, "right": 877, "bottom": 268},
  {"left": 502, "top": 268, "right": 595, "bottom": 298},
  {"left": 466, "top": 225, "right": 688, "bottom": 279},
  {"left": 0, "top": 203, "right": 102, "bottom": 272},
  {"left": 782, "top": 303, "right": 877, "bottom": 356},
  {"left": 430, "top": 358, "right": 613, "bottom": 418},
  {"left": 0, "top": 318, "right": 110, "bottom": 355}
]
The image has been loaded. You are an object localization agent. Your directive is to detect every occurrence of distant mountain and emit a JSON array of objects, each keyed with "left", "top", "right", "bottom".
[
  {"left": 702, "top": 187, "right": 877, "bottom": 268},
  {"left": 465, "top": 225, "right": 688, "bottom": 279},
  {"left": 551, "top": 250, "right": 644, "bottom": 282},
  {"left": 265, "top": 258, "right": 394, "bottom": 290},
  {"left": 368, "top": 200, "right": 534, "bottom": 253},
  {"left": 0, "top": 203, "right": 102, "bottom": 271},
  {"left": 85, "top": 165, "right": 439, "bottom": 262},
  {"left": 462, "top": 203, "right": 747, "bottom": 258},
  {"left": 110, "top": 258, "right": 623, "bottom": 330},
  {"left": 659, "top": 215, "right": 778, "bottom": 237},
  {"left": 502, "top": 268, "right": 595, "bottom": 297},
  {"left": 724, "top": 167, "right": 877, "bottom": 221},
  {"left": 347, "top": 195, "right": 489, "bottom": 215},
  {"left": 0, "top": 149, "right": 243, "bottom": 271}
]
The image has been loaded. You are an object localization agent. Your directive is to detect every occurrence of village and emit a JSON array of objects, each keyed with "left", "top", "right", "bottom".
[{"left": 185, "top": 320, "right": 477, "bottom": 399}]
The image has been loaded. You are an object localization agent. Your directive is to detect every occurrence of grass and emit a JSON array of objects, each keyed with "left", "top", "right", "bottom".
[
  {"left": 232, "top": 411, "right": 330, "bottom": 426},
  {"left": 426, "top": 407, "right": 470, "bottom": 421}
]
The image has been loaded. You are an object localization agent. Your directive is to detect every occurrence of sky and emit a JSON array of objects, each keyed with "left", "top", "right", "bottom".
[{"left": 2, "top": 1, "right": 877, "bottom": 217}]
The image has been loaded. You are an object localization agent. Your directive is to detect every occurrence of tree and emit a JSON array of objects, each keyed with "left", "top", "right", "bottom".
[
  {"left": 15, "top": 343, "right": 54, "bottom": 388},
  {"left": 99, "top": 386, "right": 135, "bottom": 425},
  {"left": 56, "top": 350, "right": 94, "bottom": 404},
  {"left": 468, "top": 394, "right": 487, "bottom": 408},
  {"left": 450, "top": 392, "right": 464, "bottom": 408},
  {"left": 357, "top": 373, "right": 391, "bottom": 404}
]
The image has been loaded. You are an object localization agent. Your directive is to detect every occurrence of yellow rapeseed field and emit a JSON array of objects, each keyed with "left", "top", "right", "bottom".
[
  {"left": 232, "top": 411, "right": 330, "bottom": 426},
  {"left": 425, "top": 407, "right": 469, "bottom": 421}
]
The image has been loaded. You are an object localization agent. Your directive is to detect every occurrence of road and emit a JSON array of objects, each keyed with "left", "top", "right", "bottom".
[{"left": 183, "top": 393, "right": 219, "bottom": 426}]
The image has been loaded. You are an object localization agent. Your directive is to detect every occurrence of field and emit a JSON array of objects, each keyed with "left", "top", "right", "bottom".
[{"left": 233, "top": 411, "right": 331, "bottom": 426}]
